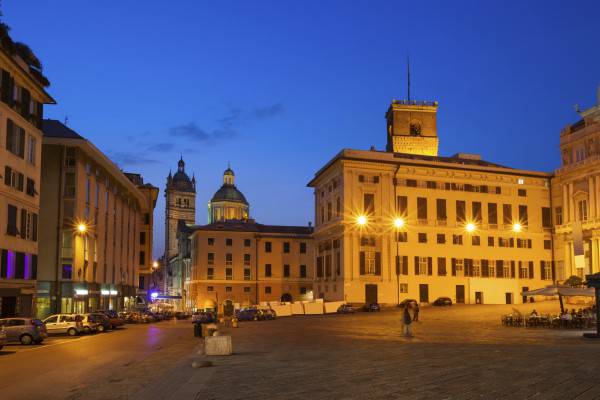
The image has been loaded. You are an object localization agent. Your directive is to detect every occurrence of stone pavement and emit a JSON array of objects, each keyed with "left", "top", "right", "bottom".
[{"left": 135, "top": 301, "right": 600, "bottom": 400}]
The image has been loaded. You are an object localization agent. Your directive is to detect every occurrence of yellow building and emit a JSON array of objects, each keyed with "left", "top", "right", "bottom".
[
  {"left": 0, "top": 38, "right": 54, "bottom": 317},
  {"left": 37, "top": 120, "right": 155, "bottom": 316},
  {"left": 187, "top": 220, "right": 314, "bottom": 313},
  {"left": 553, "top": 90, "right": 600, "bottom": 281},
  {"left": 309, "top": 99, "right": 554, "bottom": 305}
]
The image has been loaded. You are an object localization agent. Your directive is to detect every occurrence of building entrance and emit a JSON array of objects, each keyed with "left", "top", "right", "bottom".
[
  {"left": 456, "top": 285, "right": 465, "bottom": 303},
  {"left": 419, "top": 284, "right": 429, "bottom": 303},
  {"left": 1, "top": 296, "right": 16, "bottom": 317},
  {"left": 365, "top": 284, "right": 378, "bottom": 305}
]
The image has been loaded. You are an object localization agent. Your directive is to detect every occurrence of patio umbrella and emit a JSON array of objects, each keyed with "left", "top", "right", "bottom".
[{"left": 521, "top": 285, "right": 595, "bottom": 314}]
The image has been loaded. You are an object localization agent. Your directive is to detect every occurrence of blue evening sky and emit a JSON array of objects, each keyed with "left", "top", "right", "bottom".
[{"left": 4, "top": 1, "right": 599, "bottom": 258}]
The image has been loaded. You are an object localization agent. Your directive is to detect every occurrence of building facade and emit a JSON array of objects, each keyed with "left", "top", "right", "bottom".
[
  {"left": 37, "top": 120, "right": 153, "bottom": 317},
  {"left": 164, "top": 157, "right": 195, "bottom": 262},
  {"left": 0, "top": 41, "right": 54, "bottom": 317},
  {"left": 553, "top": 91, "right": 600, "bottom": 281},
  {"left": 309, "top": 99, "right": 555, "bottom": 305},
  {"left": 187, "top": 220, "right": 314, "bottom": 313}
]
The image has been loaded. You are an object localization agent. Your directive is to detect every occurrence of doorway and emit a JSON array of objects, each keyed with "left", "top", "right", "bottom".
[
  {"left": 223, "top": 300, "right": 234, "bottom": 317},
  {"left": 522, "top": 287, "right": 529, "bottom": 304},
  {"left": 0, "top": 297, "right": 16, "bottom": 317},
  {"left": 456, "top": 285, "right": 465, "bottom": 304},
  {"left": 280, "top": 293, "right": 292, "bottom": 303},
  {"left": 365, "top": 284, "right": 378, "bottom": 304},
  {"left": 505, "top": 292, "right": 513, "bottom": 304},
  {"left": 475, "top": 291, "right": 483, "bottom": 304},
  {"left": 419, "top": 284, "right": 429, "bottom": 303}
]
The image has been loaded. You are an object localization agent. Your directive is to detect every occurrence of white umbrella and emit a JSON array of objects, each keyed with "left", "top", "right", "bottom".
[{"left": 521, "top": 285, "right": 595, "bottom": 313}]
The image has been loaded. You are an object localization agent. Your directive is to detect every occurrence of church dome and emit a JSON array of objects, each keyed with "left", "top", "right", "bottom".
[
  {"left": 211, "top": 184, "right": 249, "bottom": 205},
  {"left": 208, "top": 165, "right": 250, "bottom": 223}
]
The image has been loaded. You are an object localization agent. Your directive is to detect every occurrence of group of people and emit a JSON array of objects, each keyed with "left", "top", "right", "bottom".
[{"left": 402, "top": 302, "right": 420, "bottom": 337}]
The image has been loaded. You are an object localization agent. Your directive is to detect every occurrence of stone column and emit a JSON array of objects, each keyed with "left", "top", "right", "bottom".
[
  {"left": 590, "top": 176, "right": 596, "bottom": 220},
  {"left": 569, "top": 183, "right": 575, "bottom": 222},
  {"left": 564, "top": 241, "right": 572, "bottom": 278},
  {"left": 596, "top": 175, "right": 600, "bottom": 218},
  {"left": 563, "top": 184, "right": 569, "bottom": 223},
  {"left": 592, "top": 238, "right": 599, "bottom": 274}
]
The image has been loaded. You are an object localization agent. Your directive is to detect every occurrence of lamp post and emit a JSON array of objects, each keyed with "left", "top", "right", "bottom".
[{"left": 393, "top": 217, "right": 405, "bottom": 306}]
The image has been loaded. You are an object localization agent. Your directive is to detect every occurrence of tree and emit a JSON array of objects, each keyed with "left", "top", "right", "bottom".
[{"left": 563, "top": 275, "right": 584, "bottom": 287}]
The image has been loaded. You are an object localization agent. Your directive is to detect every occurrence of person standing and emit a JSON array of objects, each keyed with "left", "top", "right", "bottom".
[
  {"left": 413, "top": 302, "right": 420, "bottom": 322},
  {"left": 403, "top": 306, "right": 413, "bottom": 337}
]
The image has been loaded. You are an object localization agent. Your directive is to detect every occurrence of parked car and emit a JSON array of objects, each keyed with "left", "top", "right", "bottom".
[
  {"left": 0, "top": 329, "right": 6, "bottom": 350},
  {"left": 96, "top": 310, "right": 124, "bottom": 329},
  {"left": 433, "top": 297, "right": 453, "bottom": 306},
  {"left": 363, "top": 303, "right": 381, "bottom": 312},
  {"left": 337, "top": 304, "right": 356, "bottom": 314},
  {"left": 235, "top": 308, "right": 261, "bottom": 321},
  {"left": 398, "top": 299, "right": 418, "bottom": 308},
  {"left": 258, "top": 309, "right": 276, "bottom": 320},
  {"left": 43, "top": 314, "right": 84, "bottom": 336},
  {"left": 175, "top": 311, "right": 190, "bottom": 320},
  {"left": 77, "top": 315, "right": 99, "bottom": 334},
  {"left": 0, "top": 318, "right": 47, "bottom": 344},
  {"left": 192, "top": 311, "right": 215, "bottom": 324},
  {"left": 89, "top": 313, "right": 111, "bottom": 332}
]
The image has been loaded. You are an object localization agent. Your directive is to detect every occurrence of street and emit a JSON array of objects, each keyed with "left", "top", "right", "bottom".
[{"left": 2, "top": 302, "right": 600, "bottom": 400}]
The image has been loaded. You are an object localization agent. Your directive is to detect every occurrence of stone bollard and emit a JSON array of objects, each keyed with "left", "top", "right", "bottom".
[
  {"left": 204, "top": 335, "right": 233, "bottom": 355},
  {"left": 232, "top": 318, "right": 238, "bottom": 328}
]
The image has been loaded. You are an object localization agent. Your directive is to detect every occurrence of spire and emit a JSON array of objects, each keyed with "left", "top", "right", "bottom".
[
  {"left": 177, "top": 156, "right": 185, "bottom": 172},
  {"left": 406, "top": 55, "right": 411, "bottom": 102}
]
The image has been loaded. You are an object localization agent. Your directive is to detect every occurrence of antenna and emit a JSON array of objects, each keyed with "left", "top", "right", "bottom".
[
  {"left": 407, "top": 55, "right": 411, "bottom": 101},
  {"left": 64, "top": 115, "right": 69, "bottom": 125}
]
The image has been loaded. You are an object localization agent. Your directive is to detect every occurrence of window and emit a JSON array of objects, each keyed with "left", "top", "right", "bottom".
[
  {"left": 244, "top": 238, "right": 251, "bottom": 247},
  {"left": 396, "top": 231, "right": 407, "bottom": 242},
  {"left": 472, "top": 260, "right": 481, "bottom": 277},
  {"left": 437, "top": 234, "right": 445, "bottom": 244},
  {"left": 364, "top": 251, "right": 376, "bottom": 275},
  {"left": 488, "top": 261, "right": 496, "bottom": 277},
  {"left": 327, "top": 202, "right": 332, "bottom": 221},
  {"left": 503, "top": 261, "right": 511, "bottom": 278},
  {"left": 26, "top": 178, "right": 35, "bottom": 196},
  {"left": 555, "top": 207, "right": 563, "bottom": 226},
  {"left": 207, "top": 286, "right": 214, "bottom": 292},
  {"left": 7, "top": 204, "right": 17, "bottom": 236},
  {"left": 336, "top": 197, "right": 341, "bottom": 217},
  {"left": 519, "top": 205, "right": 529, "bottom": 226},
  {"left": 456, "top": 200, "right": 466, "bottom": 222},
  {"left": 27, "top": 135, "right": 36, "bottom": 164},
  {"left": 542, "top": 207, "right": 552, "bottom": 228},
  {"left": 265, "top": 286, "right": 271, "bottom": 294},
  {"left": 139, "top": 276, "right": 145, "bottom": 289},
  {"left": 300, "top": 242, "right": 307, "bottom": 253},
  {"left": 244, "top": 286, "right": 251, "bottom": 293},
  {"left": 364, "top": 193, "right": 375, "bottom": 215},
  {"left": 454, "top": 259, "right": 464, "bottom": 276},
  {"left": 426, "top": 180, "right": 436, "bottom": 189},
  {"left": 62, "top": 264, "right": 73, "bottom": 279},
  {"left": 226, "top": 253, "right": 232, "bottom": 266},
  {"left": 397, "top": 196, "right": 408, "bottom": 216},
  {"left": 140, "top": 232, "right": 146, "bottom": 245},
  {"left": 207, "top": 253, "right": 214, "bottom": 265},
  {"left": 418, "top": 233, "right": 427, "bottom": 243},
  {"left": 417, "top": 197, "right": 427, "bottom": 221},
  {"left": 265, "top": 241, "right": 272, "bottom": 253},
  {"left": 244, "top": 268, "right": 251, "bottom": 280},
  {"left": 300, "top": 264, "right": 307, "bottom": 278},
  {"left": 503, "top": 204, "right": 512, "bottom": 225},
  {"left": 518, "top": 189, "right": 527, "bottom": 197},
  {"left": 437, "top": 257, "right": 446, "bottom": 276},
  {"left": 400, "top": 283, "right": 408, "bottom": 293},
  {"left": 283, "top": 242, "right": 290, "bottom": 253},
  {"left": 417, "top": 257, "right": 428, "bottom": 275},
  {"left": 144, "top": 213, "right": 150, "bottom": 225},
  {"left": 541, "top": 261, "right": 552, "bottom": 281},
  {"left": 225, "top": 286, "right": 232, "bottom": 292},
  {"left": 226, "top": 238, "right": 233, "bottom": 246},
  {"left": 488, "top": 203, "right": 498, "bottom": 226},
  {"left": 207, "top": 268, "right": 214, "bottom": 279},
  {"left": 544, "top": 239, "right": 552, "bottom": 250},
  {"left": 6, "top": 119, "right": 25, "bottom": 158},
  {"left": 208, "top": 238, "right": 215, "bottom": 245},
  {"left": 139, "top": 251, "right": 145, "bottom": 265},
  {"left": 488, "top": 237, "right": 494, "bottom": 246},
  {"left": 406, "top": 179, "right": 417, "bottom": 187},
  {"left": 472, "top": 236, "right": 480, "bottom": 246},
  {"left": 578, "top": 200, "right": 588, "bottom": 221},
  {"left": 452, "top": 234, "right": 463, "bottom": 245},
  {"left": 472, "top": 202, "right": 482, "bottom": 222},
  {"left": 436, "top": 199, "right": 447, "bottom": 222},
  {"left": 65, "top": 147, "right": 76, "bottom": 167},
  {"left": 519, "top": 262, "right": 529, "bottom": 279},
  {"left": 226, "top": 268, "right": 232, "bottom": 280},
  {"left": 283, "top": 264, "right": 290, "bottom": 277},
  {"left": 265, "top": 264, "right": 272, "bottom": 277},
  {"left": 244, "top": 253, "right": 251, "bottom": 265}
]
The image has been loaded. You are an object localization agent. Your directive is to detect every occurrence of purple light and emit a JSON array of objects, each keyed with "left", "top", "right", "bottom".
[
  {"left": 6, "top": 250, "right": 14, "bottom": 278},
  {"left": 24, "top": 253, "right": 31, "bottom": 280}
]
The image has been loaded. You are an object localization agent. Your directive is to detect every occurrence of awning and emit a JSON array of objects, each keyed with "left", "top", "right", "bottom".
[{"left": 521, "top": 285, "right": 595, "bottom": 297}]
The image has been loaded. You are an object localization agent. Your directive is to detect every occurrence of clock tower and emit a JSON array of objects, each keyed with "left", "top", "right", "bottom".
[{"left": 385, "top": 99, "right": 439, "bottom": 156}]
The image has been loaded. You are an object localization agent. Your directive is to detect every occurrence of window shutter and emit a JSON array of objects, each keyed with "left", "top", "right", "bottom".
[
  {"left": 17, "top": 173, "right": 24, "bottom": 191},
  {"left": 21, "top": 89, "right": 30, "bottom": 117},
  {"left": 540, "top": 261, "right": 545, "bottom": 280},
  {"left": 465, "top": 259, "right": 472, "bottom": 277},
  {"left": 509, "top": 238, "right": 514, "bottom": 247},
  {"left": 451, "top": 258, "right": 456, "bottom": 276},
  {"left": 4, "top": 165, "right": 11, "bottom": 185},
  {"left": 359, "top": 251, "right": 365, "bottom": 275},
  {"left": 528, "top": 261, "right": 534, "bottom": 279},
  {"left": 18, "top": 128, "right": 25, "bottom": 158},
  {"left": 437, "top": 257, "right": 446, "bottom": 276},
  {"left": 36, "top": 102, "right": 43, "bottom": 128},
  {"left": 414, "top": 256, "right": 419, "bottom": 275},
  {"left": 482, "top": 259, "right": 489, "bottom": 277},
  {"left": 32, "top": 213, "right": 38, "bottom": 241},
  {"left": 375, "top": 252, "right": 381, "bottom": 275},
  {"left": 6, "top": 118, "right": 13, "bottom": 151},
  {"left": 427, "top": 257, "right": 433, "bottom": 275},
  {"left": 8, "top": 76, "right": 14, "bottom": 106},
  {"left": 402, "top": 256, "right": 408, "bottom": 275},
  {"left": 0, "top": 69, "right": 9, "bottom": 103},
  {"left": 395, "top": 255, "right": 400, "bottom": 275},
  {"left": 20, "top": 209, "right": 27, "bottom": 239},
  {"left": 510, "top": 261, "right": 515, "bottom": 278},
  {"left": 31, "top": 254, "right": 37, "bottom": 279},
  {"left": 496, "top": 260, "right": 503, "bottom": 278},
  {"left": 0, "top": 249, "right": 7, "bottom": 278}
]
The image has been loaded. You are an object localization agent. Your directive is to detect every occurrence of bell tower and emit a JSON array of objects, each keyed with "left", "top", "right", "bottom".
[{"left": 385, "top": 99, "right": 439, "bottom": 156}]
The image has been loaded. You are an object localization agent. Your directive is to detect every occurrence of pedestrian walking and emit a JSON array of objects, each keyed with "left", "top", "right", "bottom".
[
  {"left": 402, "top": 306, "right": 413, "bottom": 337},
  {"left": 413, "top": 302, "right": 420, "bottom": 322}
]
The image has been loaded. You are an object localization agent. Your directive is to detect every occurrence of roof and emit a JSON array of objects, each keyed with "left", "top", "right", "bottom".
[
  {"left": 42, "top": 119, "right": 85, "bottom": 139},
  {"left": 308, "top": 148, "right": 552, "bottom": 187},
  {"left": 211, "top": 184, "right": 248, "bottom": 205},
  {"left": 188, "top": 219, "right": 313, "bottom": 236}
]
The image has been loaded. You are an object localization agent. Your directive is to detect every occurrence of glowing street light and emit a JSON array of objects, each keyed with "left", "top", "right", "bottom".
[
  {"left": 77, "top": 223, "right": 87, "bottom": 233},
  {"left": 152, "top": 261, "right": 159, "bottom": 269},
  {"left": 393, "top": 217, "right": 405, "bottom": 229},
  {"left": 512, "top": 223, "right": 522, "bottom": 233},
  {"left": 356, "top": 215, "right": 368, "bottom": 226},
  {"left": 465, "top": 222, "right": 476, "bottom": 233}
]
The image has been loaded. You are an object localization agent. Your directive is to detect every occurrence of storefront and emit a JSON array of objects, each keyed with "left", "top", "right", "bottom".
[{"left": 0, "top": 286, "right": 35, "bottom": 318}]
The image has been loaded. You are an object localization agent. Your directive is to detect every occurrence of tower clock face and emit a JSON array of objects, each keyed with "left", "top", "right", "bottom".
[{"left": 410, "top": 123, "right": 422, "bottom": 136}]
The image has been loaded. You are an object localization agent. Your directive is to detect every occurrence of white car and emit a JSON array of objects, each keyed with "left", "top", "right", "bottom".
[{"left": 43, "top": 314, "right": 84, "bottom": 336}]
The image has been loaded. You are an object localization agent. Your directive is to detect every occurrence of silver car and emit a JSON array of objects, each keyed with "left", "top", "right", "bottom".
[
  {"left": 0, "top": 318, "right": 47, "bottom": 344},
  {"left": 43, "top": 314, "right": 84, "bottom": 336},
  {"left": 0, "top": 329, "right": 6, "bottom": 350}
]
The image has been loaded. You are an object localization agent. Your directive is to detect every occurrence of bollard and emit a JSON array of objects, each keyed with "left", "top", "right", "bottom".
[
  {"left": 232, "top": 318, "right": 238, "bottom": 328},
  {"left": 193, "top": 322, "right": 202, "bottom": 338}
]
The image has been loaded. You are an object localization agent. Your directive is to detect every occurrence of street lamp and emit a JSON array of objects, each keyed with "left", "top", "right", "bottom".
[
  {"left": 393, "top": 216, "right": 406, "bottom": 306},
  {"left": 77, "top": 223, "right": 87, "bottom": 234},
  {"left": 465, "top": 222, "right": 476, "bottom": 233},
  {"left": 512, "top": 223, "right": 522, "bottom": 233},
  {"left": 152, "top": 261, "right": 159, "bottom": 269},
  {"left": 356, "top": 215, "right": 368, "bottom": 226},
  {"left": 393, "top": 217, "right": 405, "bottom": 229}
]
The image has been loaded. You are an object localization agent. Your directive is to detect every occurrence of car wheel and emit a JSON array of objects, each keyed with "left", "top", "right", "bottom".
[
  {"left": 253, "top": 316, "right": 258, "bottom": 321},
  {"left": 97, "top": 325, "right": 105, "bottom": 332},
  {"left": 20, "top": 334, "right": 33, "bottom": 345},
  {"left": 84, "top": 327, "right": 91, "bottom": 334},
  {"left": 67, "top": 328, "right": 77, "bottom": 337}
]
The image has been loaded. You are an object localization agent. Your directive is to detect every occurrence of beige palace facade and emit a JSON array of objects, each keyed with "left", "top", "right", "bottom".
[
  {"left": 0, "top": 43, "right": 54, "bottom": 317},
  {"left": 38, "top": 120, "right": 154, "bottom": 316},
  {"left": 309, "top": 99, "right": 555, "bottom": 305}
]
